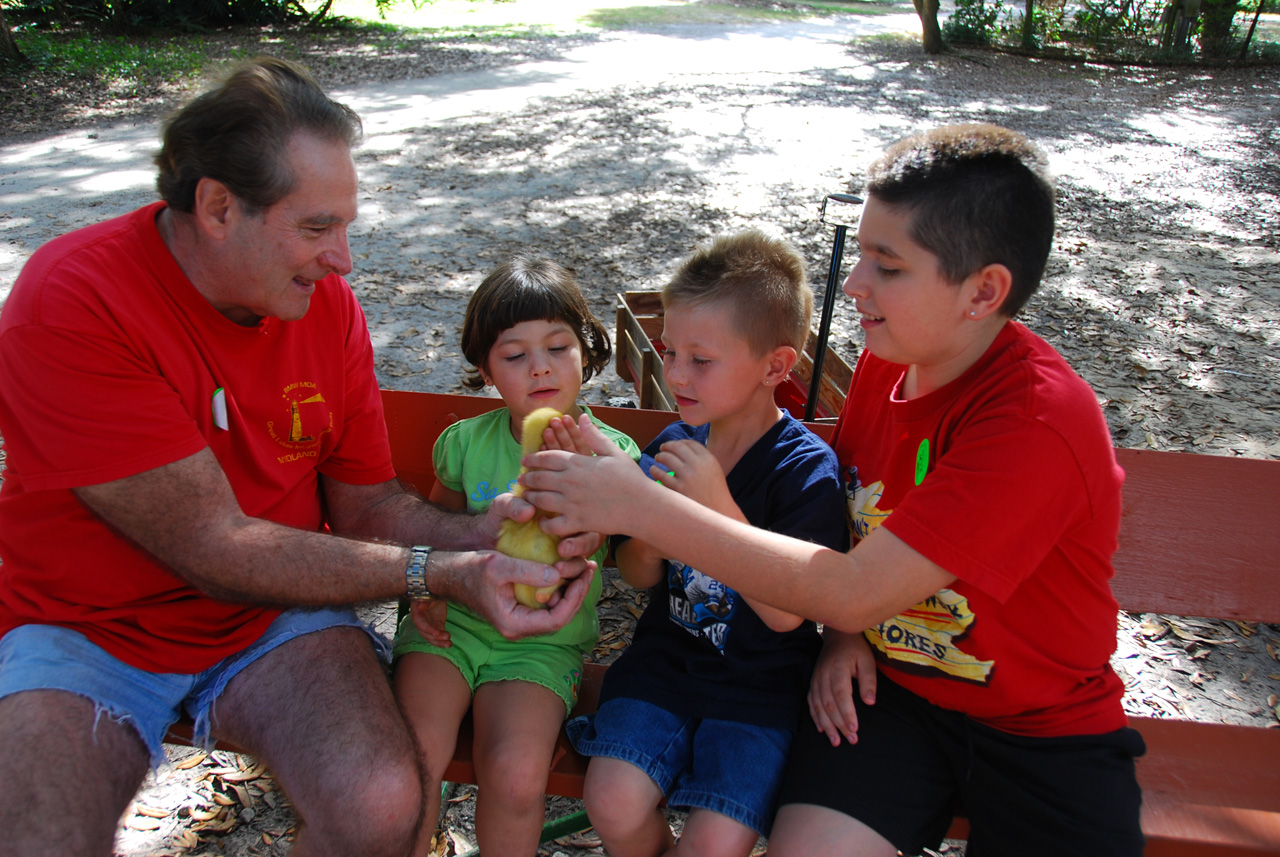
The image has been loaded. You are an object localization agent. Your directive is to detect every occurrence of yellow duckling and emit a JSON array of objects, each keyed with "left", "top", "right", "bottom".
[{"left": 497, "top": 407, "right": 567, "bottom": 609}]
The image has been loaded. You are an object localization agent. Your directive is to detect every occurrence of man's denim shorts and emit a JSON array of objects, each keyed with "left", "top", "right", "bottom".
[
  {"left": 0, "top": 607, "right": 387, "bottom": 770},
  {"left": 566, "top": 697, "right": 795, "bottom": 836}
]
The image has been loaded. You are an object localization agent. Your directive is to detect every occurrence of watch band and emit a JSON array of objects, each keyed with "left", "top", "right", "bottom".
[{"left": 406, "top": 545, "right": 434, "bottom": 600}]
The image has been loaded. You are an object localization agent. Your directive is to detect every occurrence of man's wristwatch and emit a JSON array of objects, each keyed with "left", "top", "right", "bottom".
[{"left": 406, "top": 545, "right": 435, "bottom": 600}]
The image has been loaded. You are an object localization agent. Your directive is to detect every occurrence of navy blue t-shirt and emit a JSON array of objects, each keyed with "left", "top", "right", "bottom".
[{"left": 604, "top": 413, "right": 848, "bottom": 730}]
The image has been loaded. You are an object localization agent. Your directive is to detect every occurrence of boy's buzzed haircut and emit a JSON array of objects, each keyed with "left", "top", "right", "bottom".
[
  {"left": 663, "top": 229, "right": 813, "bottom": 355},
  {"left": 866, "top": 123, "right": 1055, "bottom": 318}
]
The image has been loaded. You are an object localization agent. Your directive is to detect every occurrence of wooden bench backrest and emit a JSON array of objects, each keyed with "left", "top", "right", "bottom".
[
  {"left": 381, "top": 390, "right": 1280, "bottom": 625},
  {"left": 1111, "top": 448, "right": 1280, "bottom": 623}
]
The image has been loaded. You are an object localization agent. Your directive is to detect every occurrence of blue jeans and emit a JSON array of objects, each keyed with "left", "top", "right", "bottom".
[
  {"left": 0, "top": 607, "right": 387, "bottom": 769},
  {"left": 567, "top": 697, "right": 795, "bottom": 836}
]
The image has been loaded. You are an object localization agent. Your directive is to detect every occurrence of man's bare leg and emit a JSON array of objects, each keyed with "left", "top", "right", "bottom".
[
  {"left": 0, "top": 689, "right": 150, "bottom": 857},
  {"left": 212, "top": 625, "right": 422, "bottom": 857}
]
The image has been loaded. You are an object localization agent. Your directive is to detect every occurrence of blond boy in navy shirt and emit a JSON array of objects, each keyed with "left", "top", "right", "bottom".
[{"left": 565, "top": 230, "right": 848, "bottom": 857}]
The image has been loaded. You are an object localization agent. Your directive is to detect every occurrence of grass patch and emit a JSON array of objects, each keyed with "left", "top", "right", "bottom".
[
  {"left": 317, "top": 0, "right": 901, "bottom": 33},
  {"left": 584, "top": 3, "right": 797, "bottom": 28},
  {"left": 582, "top": 0, "right": 904, "bottom": 28},
  {"left": 311, "top": 14, "right": 559, "bottom": 40},
  {"left": 799, "top": 0, "right": 908, "bottom": 14},
  {"left": 1, "top": 0, "right": 908, "bottom": 133},
  {"left": 313, "top": 0, "right": 665, "bottom": 32},
  {"left": 15, "top": 30, "right": 218, "bottom": 80}
]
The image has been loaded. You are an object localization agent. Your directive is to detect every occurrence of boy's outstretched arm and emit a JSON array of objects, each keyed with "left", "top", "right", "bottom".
[
  {"left": 653, "top": 439, "right": 806, "bottom": 633},
  {"left": 522, "top": 416, "right": 955, "bottom": 634},
  {"left": 615, "top": 538, "right": 666, "bottom": 590}
]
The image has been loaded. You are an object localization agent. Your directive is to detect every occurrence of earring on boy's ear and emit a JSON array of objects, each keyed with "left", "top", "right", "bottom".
[{"left": 969, "top": 310, "right": 977, "bottom": 317}]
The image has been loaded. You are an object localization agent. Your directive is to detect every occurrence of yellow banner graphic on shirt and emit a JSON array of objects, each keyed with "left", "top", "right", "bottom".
[
  {"left": 847, "top": 473, "right": 995, "bottom": 683},
  {"left": 866, "top": 590, "right": 995, "bottom": 683},
  {"left": 848, "top": 478, "right": 889, "bottom": 541}
]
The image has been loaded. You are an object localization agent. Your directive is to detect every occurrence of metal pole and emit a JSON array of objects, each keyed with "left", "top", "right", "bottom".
[{"left": 805, "top": 193, "right": 862, "bottom": 422}]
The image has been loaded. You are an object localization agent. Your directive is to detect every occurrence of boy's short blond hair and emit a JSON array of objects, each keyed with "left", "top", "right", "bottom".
[{"left": 662, "top": 229, "right": 812, "bottom": 355}]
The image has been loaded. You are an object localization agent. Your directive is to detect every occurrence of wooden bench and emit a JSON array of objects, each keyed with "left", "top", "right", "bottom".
[{"left": 170, "top": 389, "right": 1280, "bottom": 856}]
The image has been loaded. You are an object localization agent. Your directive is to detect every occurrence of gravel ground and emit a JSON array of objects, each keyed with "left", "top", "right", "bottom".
[{"left": 2, "top": 3, "right": 1278, "bottom": 855}]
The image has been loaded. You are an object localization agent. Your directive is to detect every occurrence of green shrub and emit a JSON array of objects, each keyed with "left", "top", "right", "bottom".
[
  {"left": 944, "top": 0, "right": 1004, "bottom": 44},
  {"left": 12, "top": 0, "right": 306, "bottom": 31}
]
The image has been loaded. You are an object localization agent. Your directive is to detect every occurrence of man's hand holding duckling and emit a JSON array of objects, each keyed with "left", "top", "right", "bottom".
[
  {"left": 430, "top": 545, "right": 594, "bottom": 640},
  {"left": 433, "top": 491, "right": 596, "bottom": 638}
]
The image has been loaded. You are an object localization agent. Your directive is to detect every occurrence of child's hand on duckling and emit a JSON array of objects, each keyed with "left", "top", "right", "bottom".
[
  {"left": 536, "top": 414, "right": 609, "bottom": 559},
  {"left": 522, "top": 415, "right": 658, "bottom": 538},
  {"left": 485, "top": 489, "right": 605, "bottom": 563},
  {"left": 555, "top": 530, "right": 606, "bottom": 561},
  {"left": 652, "top": 440, "right": 737, "bottom": 516},
  {"left": 541, "top": 413, "right": 595, "bottom": 456}
]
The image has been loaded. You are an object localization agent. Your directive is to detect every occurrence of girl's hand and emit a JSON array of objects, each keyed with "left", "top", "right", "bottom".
[
  {"left": 808, "top": 629, "right": 878, "bottom": 747},
  {"left": 521, "top": 416, "right": 659, "bottom": 537},
  {"left": 652, "top": 440, "right": 736, "bottom": 516},
  {"left": 542, "top": 414, "right": 595, "bottom": 456},
  {"left": 410, "top": 597, "right": 452, "bottom": 648},
  {"left": 540, "top": 415, "right": 609, "bottom": 556}
]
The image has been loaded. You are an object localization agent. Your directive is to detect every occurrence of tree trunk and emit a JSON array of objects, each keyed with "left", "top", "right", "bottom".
[
  {"left": 1159, "top": 0, "right": 1179, "bottom": 49},
  {"left": 0, "top": 4, "right": 26, "bottom": 68},
  {"left": 1199, "top": 0, "right": 1239, "bottom": 57},
  {"left": 1022, "top": 0, "right": 1037, "bottom": 47},
  {"left": 1239, "top": 0, "right": 1266, "bottom": 58},
  {"left": 913, "top": 0, "right": 945, "bottom": 53}
]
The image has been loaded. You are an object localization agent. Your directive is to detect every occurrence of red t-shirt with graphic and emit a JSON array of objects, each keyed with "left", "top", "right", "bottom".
[
  {"left": 0, "top": 202, "right": 395, "bottom": 673},
  {"left": 830, "top": 322, "right": 1127, "bottom": 737}
]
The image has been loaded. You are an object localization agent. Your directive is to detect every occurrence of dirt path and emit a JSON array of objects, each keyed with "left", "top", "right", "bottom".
[{"left": 2, "top": 7, "right": 1277, "bottom": 856}]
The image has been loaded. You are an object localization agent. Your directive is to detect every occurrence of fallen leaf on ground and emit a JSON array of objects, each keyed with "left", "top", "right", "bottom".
[
  {"left": 126, "top": 816, "right": 162, "bottom": 831},
  {"left": 221, "top": 763, "right": 268, "bottom": 783},
  {"left": 172, "top": 752, "right": 208, "bottom": 770}
]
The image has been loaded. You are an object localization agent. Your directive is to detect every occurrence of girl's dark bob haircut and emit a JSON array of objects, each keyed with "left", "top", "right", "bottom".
[{"left": 460, "top": 255, "right": 612, "bottom": 392}]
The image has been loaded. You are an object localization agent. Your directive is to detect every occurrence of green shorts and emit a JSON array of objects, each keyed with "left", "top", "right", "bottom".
[{"left": 393, "top": 604, "right": 588, "bottom": 714}]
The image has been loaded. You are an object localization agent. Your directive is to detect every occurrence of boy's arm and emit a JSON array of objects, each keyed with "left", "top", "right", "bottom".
[
  {"left": 652, "top": 438, "right": 808, "bottom": 632},
  {"left": 614, "top": 538, "right": 666, "bottom": 589},
  {"left": 615, "top": 500, "right": 805, "bottom": 631},
  {"left": 522, "top": 417, "right": 954, "bottom": 633},
  {"left": 741, "top": 591, "right": 806, "bottom": 631}
]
